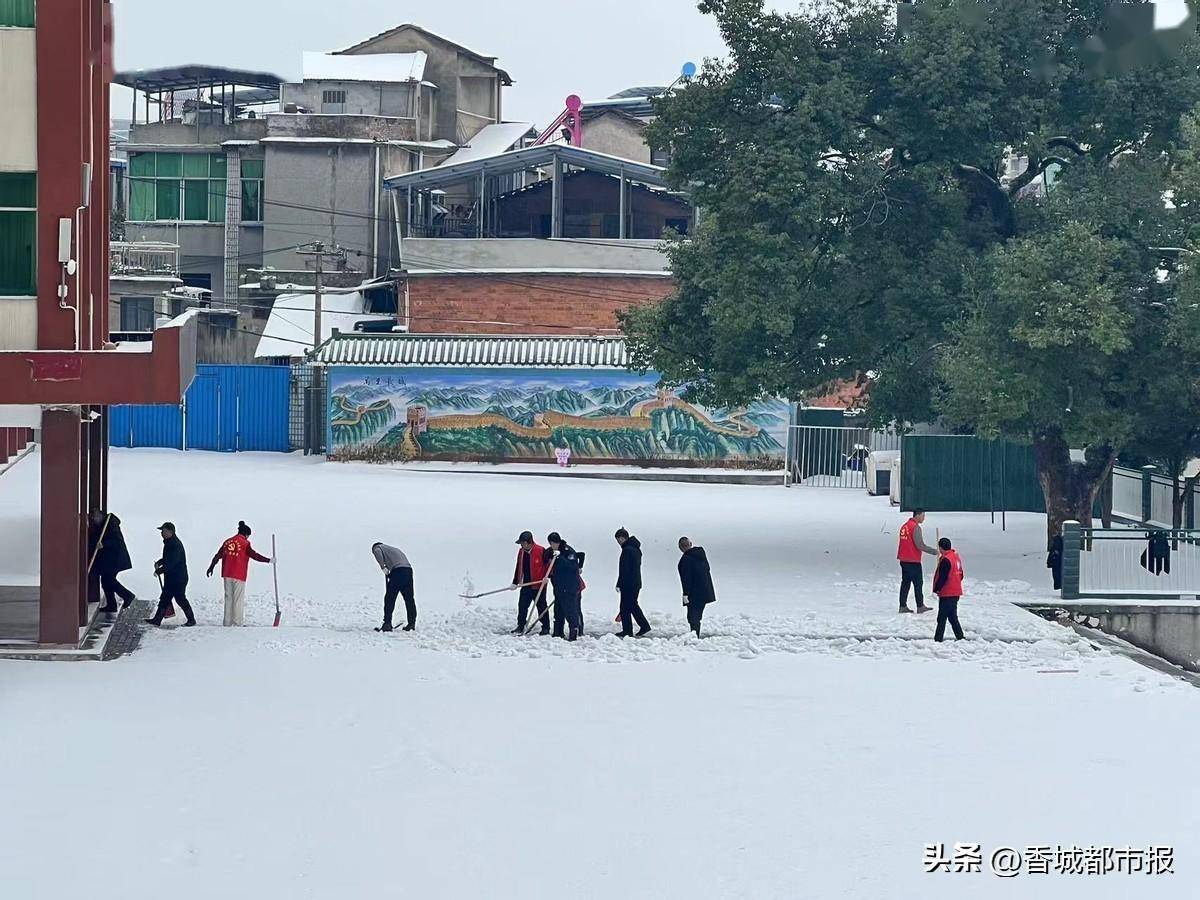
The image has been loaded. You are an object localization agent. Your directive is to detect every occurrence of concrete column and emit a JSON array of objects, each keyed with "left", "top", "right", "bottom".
[
  {"left": 619, "top": 168, "right": 627, "bottom": 239},
  {"left": 551, "top": 158, "right": 563, "bottom": 239},
  {"left": 223, "top": 149, "right": 243, "bottom": 306},
  {"left": 1142, "top": 464, "right": 1157, "bottom": 523},
  {"left": 40, "top": 409, "right": 83, "bottom": 645},
  {"left": 1061, "top": 520, "right": 1082, "bottom": 600}
]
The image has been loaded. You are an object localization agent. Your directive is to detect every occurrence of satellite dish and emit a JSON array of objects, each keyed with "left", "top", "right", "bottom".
[
  {"left": 681, "top": 61, "right": 698, "bottom": 79},
  {"left": 565, "top": 94, "right": 582, "bottom": 112}
]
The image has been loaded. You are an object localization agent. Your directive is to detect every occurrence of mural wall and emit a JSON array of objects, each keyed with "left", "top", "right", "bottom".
[{"left": 328, "top": 367, "right": 790, "bottom": 466}]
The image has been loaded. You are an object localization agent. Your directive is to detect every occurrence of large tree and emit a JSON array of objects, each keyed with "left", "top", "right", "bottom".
[{"left": 625, "top": 0, "right": 1200, "bottom": 542}]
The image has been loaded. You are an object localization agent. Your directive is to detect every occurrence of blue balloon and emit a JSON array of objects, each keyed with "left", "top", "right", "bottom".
[{"left": 681, "top": 61, "right": 698, "bottom": 79}]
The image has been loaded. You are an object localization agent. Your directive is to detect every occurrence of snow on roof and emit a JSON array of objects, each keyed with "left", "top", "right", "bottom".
[
  {"left": 442, "top": 123, "right": 534, "bottom": 166},
  {"left": 301, "top": 51, "right": 427, "bottom": 84},
  {"left": 255, "top": 291, "right": 394, "bottom": 359}
]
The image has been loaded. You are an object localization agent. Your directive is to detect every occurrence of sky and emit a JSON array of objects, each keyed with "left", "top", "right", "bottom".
[{"left": 109, "top": 0, "right": 1191, "bottom": 131}]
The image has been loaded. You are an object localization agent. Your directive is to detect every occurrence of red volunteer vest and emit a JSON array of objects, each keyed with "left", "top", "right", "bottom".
[
  {"left": 897, "top": 518, "right": 923, "bottom": 563},
  {"left": 939, "top": 549, "right": 965, "bottom": 597}
]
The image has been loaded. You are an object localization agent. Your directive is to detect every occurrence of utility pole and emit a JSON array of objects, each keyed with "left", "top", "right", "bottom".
[{"left": 296, "top": 242, "right": 342, "bottom": 354}]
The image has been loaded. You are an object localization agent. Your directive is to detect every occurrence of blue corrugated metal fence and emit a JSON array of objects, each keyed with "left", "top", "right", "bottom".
[{"left": 110, "top": 364, "right": 291, "bottom": 452}]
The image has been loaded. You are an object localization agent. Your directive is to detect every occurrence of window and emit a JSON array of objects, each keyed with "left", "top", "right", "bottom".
[
  {"left": 119, "top": 296, "right": 155, "bottom": 332},
  {"left": 322, "top": 89, "right": 347, "bottom": 114},
  {"left": 241, "top": 158, "right": 264, "bottom": 222},
  {"left": 0, "top": 173, "right": 36, "bottom": 296},
  {"left": 0, "top": 0, "right": 35, "bottom": 27},
  {"left": 128, "top": 152, "right": 228, "bottom": 223},
  {"left": 650, "top": 146, "right": 672, "bottom": 168}
]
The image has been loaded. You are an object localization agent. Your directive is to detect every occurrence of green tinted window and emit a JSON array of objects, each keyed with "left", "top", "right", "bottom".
[
  {"left": 130, "top": 180, "right": 155, "bottom": 221},
  {"left": 183, "top": 154, "right": 209, "bottom": 178},
  {"left": 155, "top": 179, "right": 180, "bottom": 219},
  {"left": 210, "top": 154, "right": 227, "bottom": 178},
  {"left": 0, "top": 171, "right": 35, "bottom": 295},
  {"left": 0, "top": 1, "right": 36, "bottom": 27},
  {"left": 155, "top": 153, "right": 182, "bottom": 178},
  {"left": 128, "top": 153, "right": 155, "bottom": 177},
  {"left": 183, "top": 180, "right": 209, "bottom": 220},
  {"left": 209, "top": 181, "right": 227, "bottom": 223},
  {"left": 0, "top": 173, "right": 36, "bottom": 207},
  {"left": 241, "top": 159, "right": 264, "bottom": 179},
  {"left": 241, "top": 179, "right": 262, "bottom": 222}
]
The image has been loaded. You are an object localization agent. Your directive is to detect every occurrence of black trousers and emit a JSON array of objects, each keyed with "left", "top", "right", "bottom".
[
  {"left": 552, "top": 589, "right": 580, "bottom": 640},
  {"left": 899, "top": 562, "right": 925, "bottom": 608},
  {"left": 99, "top": 571, "right": 135, "bottom": 608},
  {"left": 686, "top": 601, "right": 705, "bottom": 636},
  {"left": 517, "top": 585, "right": 549, "bottom": 632},
  {"left": 384, "top": 567, "right": 416, "bottom": 628},
  {"left": 619, "top": 587, "right": 650, "bottom": 635},
  {"left": 152, "top": 584, "right": 194, "bottom": 625},
  {"left": 935, "top": 597, "right": 964, "bottom": 642}
]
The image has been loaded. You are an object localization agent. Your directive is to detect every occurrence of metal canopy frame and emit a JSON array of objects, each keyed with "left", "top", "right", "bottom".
[{"left": 386, "top": 144, "right": 678, "bottom": 240}]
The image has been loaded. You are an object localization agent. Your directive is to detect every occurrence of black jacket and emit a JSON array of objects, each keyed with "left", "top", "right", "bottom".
[
  {"left": 89, "top": 514, "right": 133, "bottom": 575},
  {"left": 617, "top": 537, "right": 642, "bottom": 592},
  {"left": 678, "top": 546, "right": 716, "bottom": 606},
  {"left": 155, "top": 535, "right": 189, "bottom": 589},
  {"left": 547, "top": 543, "right": 582, "bottom": 597}
]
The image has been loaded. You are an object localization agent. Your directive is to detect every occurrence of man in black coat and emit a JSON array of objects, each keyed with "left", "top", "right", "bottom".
[
  {"left": 88, "top": 510, "right": 136, "bottom": 612},
  {"left": 614, "top": 527, "right": 651, "bottom": 637},
  {"left": 147, "top": 522, "right": 196, "bottom": 627},
  {"left": 546, "top": 532, "right": 582, "bottom": 642},
  {"left": 677, "top": 537, "right": 716, "bottom": 637}
]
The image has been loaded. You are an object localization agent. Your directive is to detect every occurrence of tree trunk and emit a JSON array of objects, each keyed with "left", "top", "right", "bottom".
[{"left": 1033, "top": 430, "right": 1115, "bottom": 549}]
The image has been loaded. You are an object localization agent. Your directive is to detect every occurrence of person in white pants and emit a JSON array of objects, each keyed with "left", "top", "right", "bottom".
[{"left": 207, "top": 520, "right": 270, "bottom": 626}]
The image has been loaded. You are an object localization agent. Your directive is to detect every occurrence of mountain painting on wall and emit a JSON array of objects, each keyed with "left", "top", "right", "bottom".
[{"left": 328, "top": 368, "right": 790, "bottom": 466}]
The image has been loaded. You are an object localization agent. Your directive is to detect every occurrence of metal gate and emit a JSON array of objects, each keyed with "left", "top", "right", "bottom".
[
  {"left": 110, "top": 364, "right": 291, "bottom": 452},
  {"left": 785, "top": 425, "right": 902, "bottom": 488}
]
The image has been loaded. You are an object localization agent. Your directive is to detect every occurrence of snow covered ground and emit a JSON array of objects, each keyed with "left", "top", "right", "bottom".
[{"left": 2, "top": 449, "right": 1198, "bottom": 899}]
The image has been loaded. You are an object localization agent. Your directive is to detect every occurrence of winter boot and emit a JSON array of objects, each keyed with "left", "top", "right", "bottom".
[
  {"left": 375, "top": 623, "right": 394, "bottom": 633},
  {"left": 636, "top": 626, "right": 652, "bottom": 637},
  {"left": 121, "top": 597, "right": 135, "bottom": 611},
  {"left": 898, "top": 606, "right": 913, "bottom": 614},
  {"left": 402, "top": 624, "right": 415, "bottom": 632},
  {"left": 99, "top": 603, "right": 119, "bottom": 614},
  {"left": 143, "top": 617, "right": 160, "bottom": 626},
  {"left": 916, "top": 604, "right": 932, "bottom": 614},
  {"left": 183, "top": 619, "right": 197, "bottom": 628}
]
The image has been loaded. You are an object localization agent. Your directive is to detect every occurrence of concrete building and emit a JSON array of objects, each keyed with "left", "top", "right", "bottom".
[
  {"left": 114, "top": 25, "right": 517, "bottom": 358},
  {"left": 0, "top": 0, "right": 196, "bottom": 648}
]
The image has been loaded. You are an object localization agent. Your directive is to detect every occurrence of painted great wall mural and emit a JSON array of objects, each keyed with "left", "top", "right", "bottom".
[{"left": 327, "top": 368, "right": 790, "bottom": 465}]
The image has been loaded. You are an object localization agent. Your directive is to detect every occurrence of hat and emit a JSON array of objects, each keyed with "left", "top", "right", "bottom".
[
  {"left": 515, "top": 530, "right": 534, "bottom": 544},
  {"left": 157, "top": 522, "right": 175, "bottom": 532}
]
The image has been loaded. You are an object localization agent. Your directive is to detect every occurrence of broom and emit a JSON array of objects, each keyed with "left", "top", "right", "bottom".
[{"left": 272, "top": 534, "right": 281, "bottom": 627}]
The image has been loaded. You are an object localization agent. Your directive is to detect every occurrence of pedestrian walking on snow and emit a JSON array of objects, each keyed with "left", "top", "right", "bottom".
[
  {"left": 677, "top": 537, "right": 715, "bottom": 637},
  {"left": 372, "top": 542, "right": 416, "bottom": 632},
  {"left": 932, "top": 537, "right": 966, "bottom": 642},
  {"left": 207, "top": 521, "right": 271, "bottom": 626},
  {"left": 614, "top": 528, "right": 651, "bottom": 637},
  {"left": 512, "top": 531, "right": 549, "bottom": 635},
  {"left": 147, "top": 522, "right": 195, "bottom": 627},
  {"left": 88, "top": 509, "right": 136, "bottom": 612},
  {"left": 897, "top": 509, "right": 937, "bottom": 614},
  {"left": 546, "top": 532, "right": 582, "bottom": 642}
]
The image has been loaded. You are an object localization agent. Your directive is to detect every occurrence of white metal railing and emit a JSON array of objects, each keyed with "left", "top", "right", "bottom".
[
  {"left": 1077, "top": 528, "right": 1200, "bottom": 597},
  {"left": 110, "top": 241, "right": 179, "bottom": 278},
  {"left": 1149, "top": 476, "right": 1175, "bottom": 528},
  {"left": 1111, "top": 468, "right": 1143, "bottom": 521},
  {"left": 786, "top": 425, "right": 902, "bottom": 488}
]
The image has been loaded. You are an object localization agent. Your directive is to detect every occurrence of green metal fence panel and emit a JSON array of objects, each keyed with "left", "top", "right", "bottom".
[{"left": 900, "top": 435, "right": 1044, "bottom": 513}]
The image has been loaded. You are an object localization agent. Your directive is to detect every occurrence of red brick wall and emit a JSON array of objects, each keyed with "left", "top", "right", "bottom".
[{"left": 407, "top": 273, "right": 675, "bottom": 334}]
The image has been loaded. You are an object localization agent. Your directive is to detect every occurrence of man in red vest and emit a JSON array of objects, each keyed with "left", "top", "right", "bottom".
[
  {"left": 206, "top": 521, "right": 271, "bottom": 626},
  {"left": 932, "top": 537, "right": 965, "bottom": 641},
  {"left": 897, "top": 508, "right": 937, "bottom": 614},
  {"left": 511, "top": 530, "right": 550, "bottom": 635}
]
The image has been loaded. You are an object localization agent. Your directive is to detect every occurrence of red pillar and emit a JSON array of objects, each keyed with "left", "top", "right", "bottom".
[{"left": 40, "top": 410, "right": 83, "bottom": 645}]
